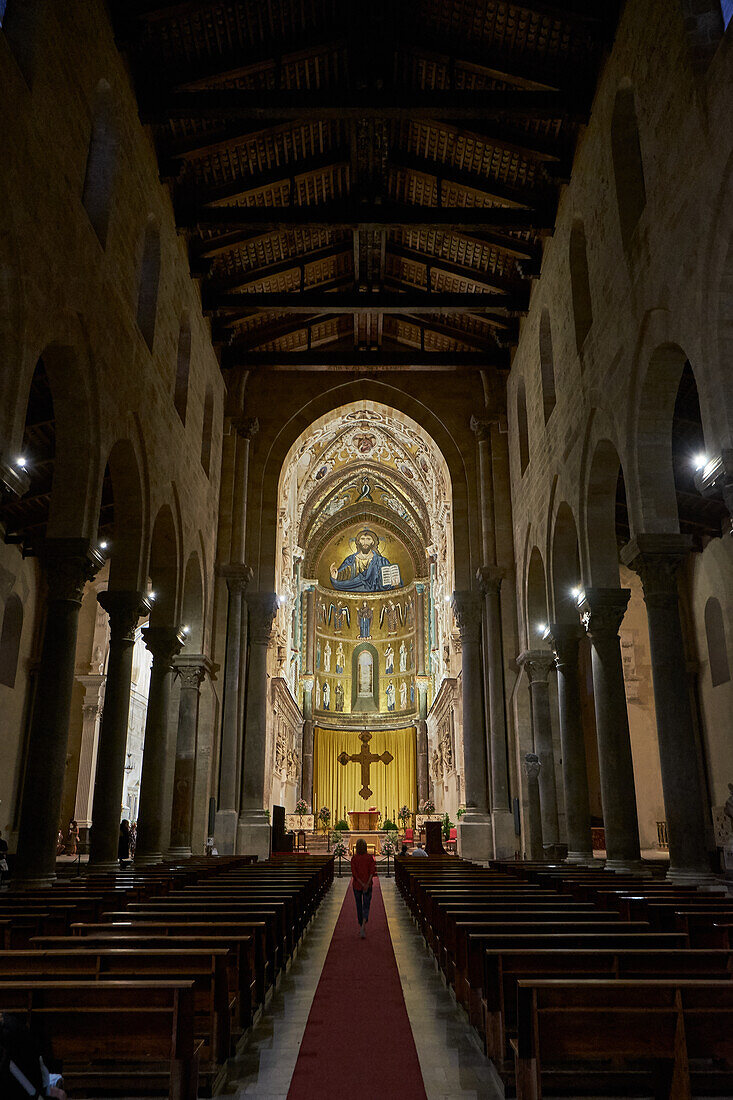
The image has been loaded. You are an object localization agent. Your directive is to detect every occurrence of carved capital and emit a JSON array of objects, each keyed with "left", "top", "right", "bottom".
[
  {"left": 247, "top": 592, "right": 279, "bottom": 645},
  {"left": 142, "top": 625, "right": 185, "bottom": 666},
  {"left": 517, "top": 648, "right": 554, "bottom": 683},
  {"left": 620, "top": 534, "right": 692, "bottom": 609},
  {"left": 578, "top": 587, "right": 631, "bottom": 643},
  {"left": 218, "top": 562, "right": 253, "bottom": 594},
  {"left": 173, "top": 653, "right": 214, "bottom": 692},
  {"left": 469, "top": 415, "right": 492, "bottom": 443},
  {"left": 476, "top": 564, "right": 506, "bottom": 596},
  {"left": 98, "top": 589, "right": 148, "bottom": 646},
  {"left": 233, "top": 416, "right": 259, "bottom": 442},
  {"left": 41, "top": 539, "right": 104, "bottom": 604},
  {"left": 523, "top": 752, "right": 541, "bottom": 781},
  {"left": 451, "top": 590, "right": 483, "bottom": 641},
  {"left": 544, "top": 622, "right": 582, "bottom": 669}
]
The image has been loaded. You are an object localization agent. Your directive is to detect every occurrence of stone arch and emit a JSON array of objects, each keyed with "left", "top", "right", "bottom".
[
  {"left": 525, "top": 545, "right": 549, "bottom": 643},
  {"left": 539, "top": 308, "right": 556, "bottom": 422},
  {"left": 516, "top": 376, "right": 529, "bottom": 474},
  {"left": 173, "top": 313, "right": 191, "bottom": 424},
  {"left": 146, "top": 501, "right": 181, "bottom": 627},
  {"left": 246, "top": 378, "right": 475, "bottom": 592},
  {"left": 704, "top": 596, "right": 731, "bottom": 686},
  {"left": 137, "top": 216, "right": 161, "bottom": 352},
  {"left": 181, "top": 550, "right": 205, "bottom": 651},
  {"left": 0, "top": 592, "right": 23, "bottom": 689},
  {"left": 200, "top": 387, "right": 214, "bottom": 476},
  {"left": 583, "top": 434, "right": 626, "bottom": 588},
  {"left": 569, "top": 218, "right": 593, "bottom": 355},
  {"left": 102, "top": 436, "right": 147, "bottom": 591},
  {"left": 351, "top": 640, "right": 380, "bottom": 712},
  {"left": 81, "top": 79, "right": 119, "bottom": 247},
  {"left": 611, "top": 81, "right": 646, "bottom": 251},
  {"left": 550, "top": 501, "right": 582, "bottom": 624}
]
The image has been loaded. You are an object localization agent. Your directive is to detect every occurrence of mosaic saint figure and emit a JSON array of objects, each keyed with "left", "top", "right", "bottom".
[
  {"left": 400, "top": 679, "right": 408, "bottom": 709},
  {"left": 357, "top": 601, "right": 373, "bottom": 638},
  {"left": 330, "top": 600, "right": 350, "bottom": 632},
  {"left": 385, "top": 643, "right": 394, "bottom": 674},
  {"left": 336, "top": 642, "right": 345, "bottom": 674},
  {"left": 323, "top": 680, "right": 331, "bottom": 710},
  {"left": 386, "top": 680, "right": 396, "bottom": 712},
  {"left": 330, "top": 528, "right": 401, "bottom": 592},
  {"left": 335, "top": 681, "right": 344, "bottom": 712},
  {"left": 399, "top": 640, "right": 407, "bottom": 672},
  {"left": 316, "top": 679, "right": 321, "bottom": 709},
  {"left": 316, "top": 639, "right": 321, "bottom": 670},
  {"left": 323, "top": 641, "right": 331, "bottom": 673}
]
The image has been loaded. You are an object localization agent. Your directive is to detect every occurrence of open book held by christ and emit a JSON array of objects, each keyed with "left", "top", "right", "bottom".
[{"left": 381, "top": 563, "right": 401, "bottom": 588}]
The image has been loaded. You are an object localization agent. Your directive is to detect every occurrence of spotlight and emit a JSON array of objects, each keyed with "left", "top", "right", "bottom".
[
  {"left": 99, "top": 540, "right": 108, "bottom": 551},
  {"left": 444, "top": 595, "right": 451, "bottom": 603},
  {"left": 575, "top": 589, "right": 586, "bottom": 606},
  {"left": 148, "top": 591, "right": 156, "bottom": 602},
  {"left": 693, "top": 454, "right": 708, "bottom": 472},
  {"left": 537, "top": 622, "right": 547, "bottom": 635},
  {"left": 15, "top": 456, "right": 27, "bottom": 468},
  {"left": 182, "top": 625, "right": 190, "bottom": 635},
  {"left": 571, "top": 586, "right": 580, "bottom": 599}
]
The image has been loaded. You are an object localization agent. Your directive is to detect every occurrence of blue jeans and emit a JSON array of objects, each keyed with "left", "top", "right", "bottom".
[{"left": 353, "top": 886, "right": 372, "bottom": 924}]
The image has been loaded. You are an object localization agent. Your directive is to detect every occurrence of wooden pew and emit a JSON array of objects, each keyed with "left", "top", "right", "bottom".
[
  {"left": 513, "top": 979, "right": 733, "bottom": 1099},
  {"left": 0, "top": 979, "right": 199, "bottom": 1099},
  {"left": 482, "top": 947, "right": 733, "bottom": 1074}
]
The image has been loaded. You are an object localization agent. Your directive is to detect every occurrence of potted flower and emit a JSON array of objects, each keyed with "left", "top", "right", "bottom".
[
  {"left": 420, "top": 798, "right": 435, "bottom": 815},
  {"left": 331, "top": 830, "right": 349, "bottom": 876},
  {"left": 295, "top": 798, "right": 308, "bottom": 829},
  {"left": 398, "top": 804, "right": 411, "bottom": 830},
  {"left": 441, "top": 812, "right": 454, "bottom": 842},
  {"left": 317, "top": 806, "right": 331, "bottom": 833},
  {"left": 381, "top": 830, "right": 400, "bottom": 877},
  {"left": 334, "top": 818, "right": 349, "bottom": 833}
]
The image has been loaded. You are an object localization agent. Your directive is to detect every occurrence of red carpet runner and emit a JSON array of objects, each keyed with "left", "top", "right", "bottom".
[{"left": 287, "top": 877, "right": 427, "bottom": 1099}]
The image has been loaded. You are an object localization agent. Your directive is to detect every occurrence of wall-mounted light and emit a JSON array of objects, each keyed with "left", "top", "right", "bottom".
[
  {"left": 537, "top": 622, "right": 547, "bottom": 635},
  {"left": 575, "top": 589, "right": 586, "bottom": 607},
  {"left": 15, "top": 456, "right": 27, "bottom": 469},
  {"left": 571, "top": 586, "right": 581, "bottom": 599},
  {"left": 148, "top": 590, "right": 156, "bottom": 602},
  {"left": 99, "top": 540, "right": 108, "bottom": 551},
  {"left": 181, "top": 624, "right": 190, "bottom": 635},
  {"left": 693, "top": 453, "right": 708, "bottom": 472}
]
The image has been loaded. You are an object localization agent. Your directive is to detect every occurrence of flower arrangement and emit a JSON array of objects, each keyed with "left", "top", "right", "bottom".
[
  {"left": 398, "top": 804, "right": 411, "bottom": 825},
  {"left": 382, "top": 818, "right": 396, "bottom": 833},
  {"left": 420, "top": 798, "right": 436, "bottom": 814},
  {"left": 295, "top": 798, "right": 308, "bottom": 818},
  {"left": 381, "top": 832, "right": 400, "bottom": 856},
  {"left": 317, "top": 806, "right": 331, "bottom": 829},
  {"left": 330, "top": 832, "right": 349, "bottom": 858},
  {"left": 441, "top": 812, "right": 454, "bottom": 841},
  {"left": 334, "top": 818, "right": 349, "bottom": 831}
]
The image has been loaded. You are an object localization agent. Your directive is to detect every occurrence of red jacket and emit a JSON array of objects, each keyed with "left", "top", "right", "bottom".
[{"left": 350, "top": 853, "right": 377, "bottom": 892}]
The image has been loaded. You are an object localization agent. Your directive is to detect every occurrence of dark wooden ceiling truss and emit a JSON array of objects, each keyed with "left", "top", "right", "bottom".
[{"left": 113, "top": 0, "right": 619, "bottom": 372}]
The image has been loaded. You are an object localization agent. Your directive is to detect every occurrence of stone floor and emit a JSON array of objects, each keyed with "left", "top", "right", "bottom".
[{"left": 221, "top": 871, "right": 504, "bottom": 1099}]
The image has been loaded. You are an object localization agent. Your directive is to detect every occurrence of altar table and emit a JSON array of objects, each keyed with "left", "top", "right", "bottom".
[{"left": 348, "top": 809, "right": 380, "bottom": 832}]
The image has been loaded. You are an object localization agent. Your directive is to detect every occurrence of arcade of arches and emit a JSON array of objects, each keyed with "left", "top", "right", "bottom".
[{"left": 1, "top": 0, "right": 733, "bottom": 889}]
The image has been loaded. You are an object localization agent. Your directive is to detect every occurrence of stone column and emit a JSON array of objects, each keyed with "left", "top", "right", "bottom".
[
  {"left": 415, "top": 582, "right": 426, "bottom": 676},
  {"left": 168, "top": 654, "right": 213, "bottom": 857},
  {"left": 546, "top": 624, "right": 594, "bottom": 865},
  {"left": 621, "top": 535, "right": 716, "bottom": 883},
  {"left": 477, "top": 564, "right": 514, "bottom": 856},
  {"left": 304, "top": 586, "right": 316, "bottom": 674},
  {"left": 229, "top": 417, "right": 259, "bottom": 564},
  {"left": 517, "top": 650, "right": 560, "bottom": 853},
  {"left": 73, "top": 673, "right": 105, "bottom": 847},
  {"left": 453, "top": 591, "right": 493, "bottom": 860},
  {"left": 416, "top": 678, "right": 429, "bottom": 806},
  {"left": 301, "top": 677, "right": 314, "bottom": 810},
  {"left": 237, "top": 592, "right": 278, "bottom": 860},
  {"left": 88, "top": 590, "right": 148, "bottom": 869},
  {"left": 523, "top": 753, "right": 544, "bottom": 861},
  {"left": 15, "top": 539, "right": 103, "bottom": 886},
  {"left": 578, "top": 588, "right": 643, "bottom": 872},
  {"left": 135, "top": 626, "right": 184, "bottom": 865},
  {"left": 215, "top": 564, "right": 252, "bottom": 853}
]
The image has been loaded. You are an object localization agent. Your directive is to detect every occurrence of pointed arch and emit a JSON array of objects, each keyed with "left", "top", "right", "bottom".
[
  {"left": 550, "top": 502, "right": 582, "bottom": 624},
  {"left": 82, "top": 80, "right": 119, "bottom": 247},
  {"left": 525, "top": 545, "right": 549, "bottom": 642},
  {"left": 611, "top": 82, "right": 646, "bottom": 251},
  {"left": 539, "top": 308, "right": 556, "bottom": 422},
  {"left": 173, "top": 313, "right": 191, "bottom": 424},
  {"left": 569, "top": 218, "right": 593, "bottom": 354},
  {"left": 181, "top": 551, "right": 205, "bottom": 651},
  {"left": 137, "top": 217, "right": 161, "bottom": 352}
]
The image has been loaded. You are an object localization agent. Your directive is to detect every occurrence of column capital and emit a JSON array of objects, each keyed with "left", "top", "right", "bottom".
[
  {"left": 247, "top": 592, "right": 279, "bottom": 644},
  {"left": 217, "top": 562, "right": 254, "bottom": 592},
  {"left": 476, "top": 564, "right": 506, "bottom": 595},
  {"left": 173, "top": 652, "right": 216, "bottom": 690},
  {"left": 98, "top": 589, "right": 149, "bottom": 645},
  {"left": 40, "top": 538, "right": 105, "bottom": 604},
  {"left": 232, "top": 416, "right": 259, "bottom": 441},
  {"left": 469, "top": 415, "right": 492, "bottom": 442},
  {"left": 142, "top": 625, "right": 185, "bottom": 665},
  {"left": 451, "top": 590, "right": 483, "bottom": 640},
  {"left": 517, "top": 648, "right": 555, "bottom": 682},
  {"left": 620, "top": 534, "right": 693, "bottom": 607},
  {"left": 544, "top": 622, "right": 582, "bottom": 668},
  {"left": 523, "top": 752, "right": 541, "bottom": 780},
  {"left": 577, "top": 587, "right": 631, "bottom": 640}
]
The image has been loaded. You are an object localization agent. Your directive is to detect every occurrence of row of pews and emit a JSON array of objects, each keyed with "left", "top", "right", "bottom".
[
  {"left": 0, "top": 853, "right": 334, "bottom": 1098},
  {"left": 396, "top": 855, "right": 733, "bottom": 1098}
]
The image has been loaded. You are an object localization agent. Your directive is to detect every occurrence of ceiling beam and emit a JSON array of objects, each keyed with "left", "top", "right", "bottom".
[
  {"left": 386, "top": 314, "right": 506, "bottom": 350},
  {"left": 143, "top": 87, "right": 583, "bottom": 123},
  {"left": 204, "top": 244, "right": 353, "bottom": 294},
  {"left": 180, "top": 202, "right": 553, "bottom": 232},
  {"left": 222, "top": 349, "right": 508, "bottom": 371},
  {"left": 205, "top": 289, "right": 526, "bottom": 316},
  {"left": 215, "top": 312, "right": 346, "bottom": 349},
  {"left": 176, "top": 148, "right": 350, "bottom": 210},
  {"left": 387, "top": 243, "right": 524, "bottom": 295},
  {"left": 388, "top": 151, "right": 556, "bottom": 212}
]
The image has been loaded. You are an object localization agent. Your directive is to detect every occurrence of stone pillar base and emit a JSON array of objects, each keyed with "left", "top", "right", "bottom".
[
  {"left": 12, "top": 875, "right": 56, "bottom": 890},
  {"left": 167, "top": 846, "right": 192, "bottom": 860},
  {"left": 134, "top": 852, "right": 163, "bottom": 866},
  {"left": 214, "top": 809, "right": 239, "bottom": 855},
  {"left": 666, "top": 867, "right": 721, "bottom": 887},
  {"left": 457, "top": 814, "right": 494, "bottom": 863},
  {"left": 566, "top": 850, "right": 598, "bottom": 867},
  {"left": 237, "top": 811, "right": 271, "bottom": 862},
  {"left": 491, "top": 810, "right": 517, "bottom": 860},
  {"left": 605, "top": 859, "right": 651, "bottom": 876},
  {"left": 87, "top": 860, "right": 121, "bottom": 873}
]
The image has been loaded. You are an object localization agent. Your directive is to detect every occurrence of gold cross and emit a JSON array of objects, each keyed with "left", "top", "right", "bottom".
[{"left": 338, "top": 730, "right": 394, "bottom": 800}]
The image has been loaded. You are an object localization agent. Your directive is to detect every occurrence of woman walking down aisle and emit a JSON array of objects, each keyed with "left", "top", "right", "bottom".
[
  {"left": 287, "top": 875, "right": 427, "bottom": 1099},
  {"left": 351, "top": 837, "right": 376, "bottom": 938}
]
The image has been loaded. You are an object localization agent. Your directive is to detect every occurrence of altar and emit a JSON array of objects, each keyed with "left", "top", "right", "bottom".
[
  {"left": 347, "top": 830, "right": 385, "bottom": 854},
  {"left": 348, "top": 809, "right": 380, "bottom": 831}
]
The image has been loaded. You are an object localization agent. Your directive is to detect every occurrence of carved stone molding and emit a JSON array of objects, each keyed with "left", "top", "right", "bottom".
[
  {"left": 233, "top": 416, "right": 259, "bottom": 442},
  {"left": 577, "top": 587, "right": 631, "bottom": 643},
  {"left": 476, "top": 564, "right": 506, "bottom": 596},
  {"left": 620, "top": 534, "right": 693, "bottom": 609},
  {"left": 452, "top": 590, "right": 483, "bottom": 641},
  {"left": 517, "top": 649, "right": 554, "bottom": 683},
  {"left": 545, "top": 622, "right": 582, "bottom": 669},
  {"left": 41, "top": 539, "right": 105, "bottom": 604},
  {"left": 523, "top": 752, "right": 541, "bottom": 780},
  {"left": 247, "top": 592, "right": 279, "bottom": 645},
  {"left": 218, "top": 562, "right": 253, "bottom": 593},
  {"left": 141, "top": 625, "right": 185, "bottom": 666},
  {"left": 98, "top": 590, "right": 148, "bottom": 646},
  {"left": 173, "top": 653, "right": 215, "bottom": 692}
]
